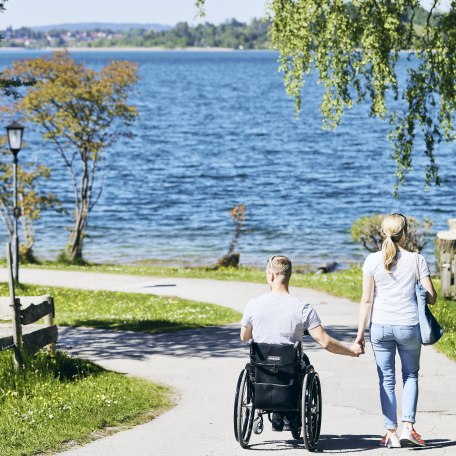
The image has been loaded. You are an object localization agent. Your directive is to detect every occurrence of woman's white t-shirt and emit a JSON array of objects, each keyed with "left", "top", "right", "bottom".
[{"left": 362, "top": 250, "right": 430, "bottom": 326}]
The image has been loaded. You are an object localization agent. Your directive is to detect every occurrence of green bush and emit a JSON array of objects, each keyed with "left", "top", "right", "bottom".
[{"left": 351, "top": 214, "right": 432, "bottom": 253}]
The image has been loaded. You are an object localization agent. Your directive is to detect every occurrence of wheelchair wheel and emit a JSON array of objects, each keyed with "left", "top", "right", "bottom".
[
  {"left": 301, "top": 369, "right": 322, "bottom": 452},
  {"left": 233, "top": 368, "right": 254, "bottom": 448}
]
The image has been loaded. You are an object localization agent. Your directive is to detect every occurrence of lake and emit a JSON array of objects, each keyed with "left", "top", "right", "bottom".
[{"left": 0, "top": 50, "right": 454, "bottom": 271}]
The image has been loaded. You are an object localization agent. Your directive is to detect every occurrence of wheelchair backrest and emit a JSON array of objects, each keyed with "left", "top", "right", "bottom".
[
  {"left": 249, "top": 341, "right": 303, "bottom": 411},
  {"left": 249, "top": 341, "right": 302, "bottom": 385}
]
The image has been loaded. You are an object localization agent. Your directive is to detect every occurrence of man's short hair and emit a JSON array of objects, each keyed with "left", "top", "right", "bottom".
[{"left": 267, "top": 255, "right": 292, "bottom": 279}]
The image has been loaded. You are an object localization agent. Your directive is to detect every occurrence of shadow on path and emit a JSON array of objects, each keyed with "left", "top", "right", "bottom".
[
  {"left": 58, "top": 326, "right": 153, "bottom": 361},
  {"left": 408, "top": 439, "right": 456, "bottom": 451},
  {"left": 246, "top": 435, "right": 456, "bottom": 453},
  {"left": 318, "top": 434, "right": 383, "bottom": 452},
  {"left": 319, "top": 436, "right": 456, "bottom": 453},
  {"left": 58, "top": 323, "right": 358, "bottom": 362},
  {"left": 246, "top": 435, "right": 378, "bottom": 453}
]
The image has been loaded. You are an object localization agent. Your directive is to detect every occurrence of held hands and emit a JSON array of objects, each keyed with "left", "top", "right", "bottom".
[
  {"left": 351, "top": 335, "right": 365, "bottom": 357},
  {"left": 350, "top": 342, "right": 365, "bottom": 357}
]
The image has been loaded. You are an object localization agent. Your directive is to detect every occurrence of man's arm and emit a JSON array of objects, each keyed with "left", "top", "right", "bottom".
[
  {"left": 308, "top": 325, "right": 363, "bottom": 357},
  {"left": 240, "top": 324, "right": 252, "bottom": 342}
]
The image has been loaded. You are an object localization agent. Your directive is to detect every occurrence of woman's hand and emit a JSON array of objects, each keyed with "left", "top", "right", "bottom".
[
  {"left": 355, "top": 334, "right": 365, "bottom": 351},
  {"left": 350, "top": 342, "right": 365, "bottom": 357}
]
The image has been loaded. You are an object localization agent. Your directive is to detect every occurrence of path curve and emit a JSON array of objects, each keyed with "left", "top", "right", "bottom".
[{"left": 0, "top": 268, "right": 455, "bottom": 455}]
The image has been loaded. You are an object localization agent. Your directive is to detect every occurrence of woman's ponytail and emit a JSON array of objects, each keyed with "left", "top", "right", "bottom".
[
  {"left": 381, "top": 214, "right": 408, "bottom": 273},
  {"left": 382, "top": 235, "right": 397, "bottom": 272}
]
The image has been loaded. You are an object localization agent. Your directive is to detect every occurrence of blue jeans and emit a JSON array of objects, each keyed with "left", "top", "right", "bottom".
[{"left": 370, "top": 323, "right": 421, "bottom": 429}]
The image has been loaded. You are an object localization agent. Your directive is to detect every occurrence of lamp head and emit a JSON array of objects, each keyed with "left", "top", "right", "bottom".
[{"left": 6, "top": 121, "right": 25, "bottom": 154}]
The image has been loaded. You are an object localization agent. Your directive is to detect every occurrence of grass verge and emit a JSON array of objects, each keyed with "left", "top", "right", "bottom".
[
  {"left": 0, "top": 350, "right": 172, "bottom": 456},
  {"left": 0, "top": 282, "right": 242, "bottom": 333},
  {"left": 431, "top": 288, "right": 456, "bottom": 362}
]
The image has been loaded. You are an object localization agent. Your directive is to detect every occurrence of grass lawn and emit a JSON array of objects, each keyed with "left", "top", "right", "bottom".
[
  {"left": 0, "top": 350, "right": 172, "bottom": 456},
  {"left": 0, "top": 268, "right": 241, "bottom": 454},
  {"left": 0, "top": 282, "right": 242, "bottom": 333}
]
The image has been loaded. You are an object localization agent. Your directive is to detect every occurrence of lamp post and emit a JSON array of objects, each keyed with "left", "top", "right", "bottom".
[{"left": 6, "top": 121, "right": 25, "bottom": 284}]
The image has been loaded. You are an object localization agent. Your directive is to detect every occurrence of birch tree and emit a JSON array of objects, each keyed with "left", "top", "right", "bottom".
[
  {"left": 197, "top": 1, "right": 456, "bottom": 193},
  {"left": 3, "top": 52, "right": 138, "bottom": 263}
]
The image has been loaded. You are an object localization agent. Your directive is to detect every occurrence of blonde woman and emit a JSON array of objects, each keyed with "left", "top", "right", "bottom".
[{"left": 355, "top": 213, "right": 437, "bottom": 448}]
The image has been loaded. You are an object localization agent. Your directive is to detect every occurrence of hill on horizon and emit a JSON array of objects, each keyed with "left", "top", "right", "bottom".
[{"left": 29, "top": 22, "right": 172, "bottom": 32}]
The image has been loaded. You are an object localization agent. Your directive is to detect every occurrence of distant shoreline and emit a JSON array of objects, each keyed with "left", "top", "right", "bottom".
[{"left": 0, "top": 46, "right": 246, "bottom": 52}]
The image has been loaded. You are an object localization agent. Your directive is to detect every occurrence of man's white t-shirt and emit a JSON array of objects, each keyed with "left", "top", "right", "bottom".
[
  {"left": 241, "top": 293, "right": 321, "bottom": 344},
  {"left": 362, "top": 250, "right": 430, "bottom": 326}
]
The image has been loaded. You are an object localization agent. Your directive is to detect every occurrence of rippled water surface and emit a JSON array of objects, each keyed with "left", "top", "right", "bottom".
[{"left": 0, "top": 50, "right": 454, "bottom": 269}]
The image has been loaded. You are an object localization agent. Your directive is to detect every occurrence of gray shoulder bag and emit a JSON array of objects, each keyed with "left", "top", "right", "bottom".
[{"left": 415, "top": 253, "right": 444, "bottom": 345}]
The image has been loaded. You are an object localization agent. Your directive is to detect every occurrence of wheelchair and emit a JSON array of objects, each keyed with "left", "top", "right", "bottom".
[{"left": 233, "top": 340, "right": 322, "bottom": 451}]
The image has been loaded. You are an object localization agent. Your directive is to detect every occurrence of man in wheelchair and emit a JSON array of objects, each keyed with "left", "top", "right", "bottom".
[{"left": 240, "top": 255, "right": 364, "bottom": 435}]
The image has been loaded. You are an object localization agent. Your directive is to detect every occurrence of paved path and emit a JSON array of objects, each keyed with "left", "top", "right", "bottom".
[{"left": 1, "top": 268, "right": 455, "bottom": 455}]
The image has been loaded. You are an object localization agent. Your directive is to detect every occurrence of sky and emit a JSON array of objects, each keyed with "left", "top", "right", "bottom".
[
  {"left": 0, "top": 0, "right": 451, "bottom": 29},
  {"left": 1, "top": 0, "right": 267, "bottom": 29}
]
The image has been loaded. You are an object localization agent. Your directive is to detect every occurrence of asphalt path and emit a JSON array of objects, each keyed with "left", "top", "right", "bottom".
[{"left": 0, "top": 268, "right": 455, "bottom": 455}]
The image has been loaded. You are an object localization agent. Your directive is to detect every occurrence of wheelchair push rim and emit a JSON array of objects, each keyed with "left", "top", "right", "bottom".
[
  {"left": 233, "top": 368, "right": 254, "bottom": 447},
  {"left": 301, "top": 369, "right": 322, "bottom": 452}
]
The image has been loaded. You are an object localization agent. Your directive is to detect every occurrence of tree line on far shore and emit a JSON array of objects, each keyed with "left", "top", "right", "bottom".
[
  {"left": 1, "top": 19, "right": 270, "bottom": 50},
  {"left": 0, "top": 5, "right": 443, "bottom": 51}
]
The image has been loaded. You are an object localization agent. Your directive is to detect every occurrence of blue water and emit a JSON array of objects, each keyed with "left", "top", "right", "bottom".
[{"left": 0, "top": 50, "right": 454, "bottom": 270}]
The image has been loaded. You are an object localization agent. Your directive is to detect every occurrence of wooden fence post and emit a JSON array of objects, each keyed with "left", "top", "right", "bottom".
[
  {"left": 43, "top": 296, "right": 56, "bottom": 356},
  {"left": 6, "top": 243, "right": 22, "bottom": 369},
  {"left": 436, "top": 219, "right": 456, "bottom": 299}
]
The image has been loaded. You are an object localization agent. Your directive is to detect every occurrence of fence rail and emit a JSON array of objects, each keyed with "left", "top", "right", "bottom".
[{"left": 1, "top": 243, "right": 58, "bottom": 367}]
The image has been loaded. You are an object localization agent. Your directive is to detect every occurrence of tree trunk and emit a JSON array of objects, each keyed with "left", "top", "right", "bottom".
[
  {"left": 19, "top": 244, "right": 38, "bottom": 264},
  {"left": 61, "top": 197, "right": 89, "bottom": 264},
  {"left": 62, "top": 148, "right": 92, "bottom": 265},
  {"left": 63, "top": 213, "right": 86, "bottom": 264}
]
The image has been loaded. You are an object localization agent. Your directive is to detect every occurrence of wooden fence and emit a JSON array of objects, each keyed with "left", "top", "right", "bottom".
[{"left": 0, "top": 243, "right": 58, "bottom": 367}]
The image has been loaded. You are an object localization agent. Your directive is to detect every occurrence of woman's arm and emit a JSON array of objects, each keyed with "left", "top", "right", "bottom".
[
  {"left": 420, "top": 275, "right": 437, "bottom": 305},
  {"left": 355, "top": 273, "right": 374, "bottom": 348}
]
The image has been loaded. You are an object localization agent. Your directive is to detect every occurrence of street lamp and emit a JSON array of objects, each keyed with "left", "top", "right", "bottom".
[{"left": 6, "top": 121, "right": 25, "bottom": 284}]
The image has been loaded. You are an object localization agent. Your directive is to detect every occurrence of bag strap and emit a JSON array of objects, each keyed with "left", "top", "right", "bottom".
[
  {"left": 414, "top": 252, "right": 420, "bottom": 282},
  {"left": 251, "top": 361, "right": 301, "bottom": 374}
]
